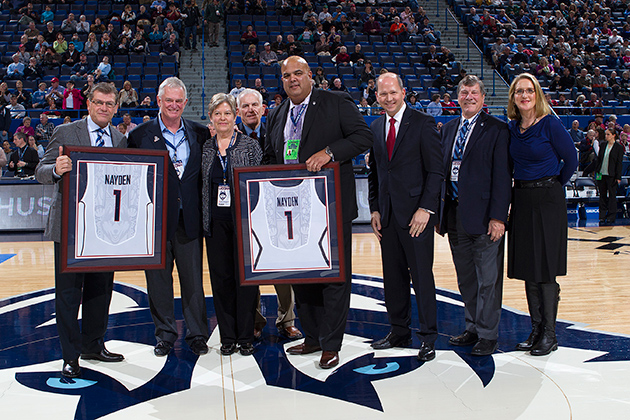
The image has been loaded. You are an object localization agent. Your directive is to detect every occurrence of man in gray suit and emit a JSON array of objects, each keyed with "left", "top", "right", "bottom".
[{"left": 35, "top": 82, "right": 126, "bottom": 378}]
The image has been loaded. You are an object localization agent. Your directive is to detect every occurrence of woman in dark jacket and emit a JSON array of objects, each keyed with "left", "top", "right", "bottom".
[
  {"left": 595, "top": 128, "right": 624, "bottom": 225},
  {"left": 202, "top": 93, "right": 262, "bottom": 356}
]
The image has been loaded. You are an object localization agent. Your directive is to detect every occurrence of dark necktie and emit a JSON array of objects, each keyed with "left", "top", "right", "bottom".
[
  {"left": 250, "top": 131, "right": 258, "bottom": 140},
  {"left": 450, "top": 119, "right": 470, "bottom": 199},
  {"left": 95, "top": 128, "right": 106, "bottom": 147},
  {"left": 386, "top": 117, "right": 396, "bottom": 159}
]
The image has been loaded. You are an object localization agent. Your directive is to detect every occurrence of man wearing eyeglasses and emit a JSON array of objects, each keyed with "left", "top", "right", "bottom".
[
  {"left": 36, "top": 82, "right": 127, "bottom": 379},
  {"left": 438, "top": 75, "right": 511, "bottom": 356}
]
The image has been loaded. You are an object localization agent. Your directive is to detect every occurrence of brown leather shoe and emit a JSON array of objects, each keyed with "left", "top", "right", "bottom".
[
  {"left": 254, "top": 327, "right": 262, "bottom": 340},
  {"left": 319, "top": 351, "right": 339, "bottom": 369},
  {"left": 286, "top": 343, "right": 321, "bottom": 355},
  {"left": 278, "top": 325, "right": 303, "bottom": 340}
]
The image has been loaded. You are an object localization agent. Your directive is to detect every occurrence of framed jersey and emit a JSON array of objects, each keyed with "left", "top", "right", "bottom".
[
  {"left": 60, "top": 146, "right": 169, "bottom": 273},
  {"left": 234, "top": 163, "right": 345, "bottom": 285}
]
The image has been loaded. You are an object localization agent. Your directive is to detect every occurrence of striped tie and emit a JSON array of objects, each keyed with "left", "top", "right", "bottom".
[
  {"left": 95, "top": 128, "right": 106, "bottom": 147},
  {"left": 450, "top": 119, "right": 470, "bottom": 199}
]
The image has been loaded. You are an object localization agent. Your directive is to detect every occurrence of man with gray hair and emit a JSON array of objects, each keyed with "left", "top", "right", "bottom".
[
  {"left": 128, "top": 77, "right": 210, "bottom": 358},
  {"left": 236, "top": 88, "right": 303, "bottom": 341},
  {"left": 438, "top": 75, "right": 511, "bottom": 356}
]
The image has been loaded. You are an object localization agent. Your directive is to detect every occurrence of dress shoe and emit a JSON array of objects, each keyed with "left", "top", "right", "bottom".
[
  {"left": 449, "top": 330, "right": 479, "bottom": 347},
  {"left": 417, "top": 342, "right": 436, "bottom": 362},
  {"left": 530, "top": 328, "right": 558, "bottom": 356},
  {"left": 371, "top": 332, "right": 413, "bottom": 350},
  {"left": 239, "top": 343, "right": 255, "bottom": 356},
  {"left": 220, "top": 343, "right": 238, "bottom": 355},
  {"left": 319, "top": 351, "right": 339, "bottom": 369},
  {"left": 154, "top": 341, "right": 173, "bottom": 357},
  {"left": 286, "top": 342, "right": 322, "bottom": 355},
  {"left": 516, "top": 324, "right": 542, "bottom": 351},
  {"left": 62, "top": 359, "right": 81, "bottom": 378},
  {"left": 190, "top": 338, "right": 209, "bottom": 356},
  {"left": 471, "top": 338, "right": 498, "bottom": 356},
  {"left": 81, "top": 348, "right": 124, "bottom": 362},
  {"left": 278, "top": 325, "right": 303, "bottom": 340}
]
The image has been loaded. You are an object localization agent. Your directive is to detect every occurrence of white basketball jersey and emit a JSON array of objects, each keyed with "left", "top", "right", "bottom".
[
  {"left": 249, "top": 177, "right": 331, "bottom": 272},
  {"left": 76, "top": 161, "right": 155, "bottom": 259}
]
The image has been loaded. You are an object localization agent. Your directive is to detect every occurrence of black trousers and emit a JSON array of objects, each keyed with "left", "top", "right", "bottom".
[
  {"left": 380, "top": 213, "right": 438, "bottom": 343},
  {"left": 54, "top": 242, "right": 114, "bottom": 362},
  {"left": 446, "top": 202, "right": 504, "bottom": 340},
  {"left": 206, "top": 218, "right": 258, "bottom": 345},
  {"left": 597, "top": 175, "right": 618, "bottom": 222},
  {"left": 292, "top": 221, "right": 353, "bottom": 352},
  {"left": 145, "top": 215, "right": 208, "bottom": 346}
]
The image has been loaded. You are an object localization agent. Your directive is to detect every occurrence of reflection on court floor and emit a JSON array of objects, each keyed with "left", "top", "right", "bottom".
[{"left": 0, "top": 276, "right": 629, "bottom": 419}]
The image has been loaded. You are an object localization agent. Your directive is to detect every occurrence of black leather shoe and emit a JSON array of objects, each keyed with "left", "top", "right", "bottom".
[
  {"left": 220, "top": 343, "right": 238, "bottom": 355},
  {"left": 154, "top": 341, "right": 173, "bottom": 357},
  {"left": 239, "top": 343, "right": 255, "bottom": 356},
  {"left": 62, "top": 360, "right": 81, "bottom": 378},
  {"left": 417, "top": 342, "right": 436, "bottom": 362},
  {"left": 449, "top": 331, "right": 479, "bottom": 347},
  {"left": 190, "top": 338, "right": 209, "bottom": 356},
  {"left": 81, "top": 348, "right": 124, "bottom": 362},
  {"left": 371, "top": 332, "right": 412, "bottom": 350},
  {"left": 471, "top": 338, "right": 498, "bottom": 356}
]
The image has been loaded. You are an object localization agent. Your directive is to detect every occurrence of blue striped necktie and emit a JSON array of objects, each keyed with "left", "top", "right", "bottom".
[
  {"left": 95, "top": 128, "right": 106, "bottom": 147},
  {"left": 450, "top": 119, "right": 470, "bottom": 199}
]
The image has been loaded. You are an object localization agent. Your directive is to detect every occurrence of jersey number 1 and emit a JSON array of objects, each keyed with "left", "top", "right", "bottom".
[
  {"left": 284, "top": 211, "right": 294, "bottom": 240},
  {"left": 113, "top": 190, "right": 121, "bottom": 222}
]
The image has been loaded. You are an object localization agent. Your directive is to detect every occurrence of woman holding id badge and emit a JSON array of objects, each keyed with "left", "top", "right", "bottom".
[{"left": 201, "top": 93, "right": 263, "bottom": 356}]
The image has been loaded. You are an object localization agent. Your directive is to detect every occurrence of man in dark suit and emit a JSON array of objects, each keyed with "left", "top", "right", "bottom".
[
  {"left": 237, "top": 88, "right": 302, "bottom": 341},
  {"left": 35, "top": 82, "right": 126, "bottom": 378},
  {"left": 368, "top": 73, "right": 443, "bottom": 362},
  {"left": 127, "top": 77, "right": 209, "bottom": 357},
  {"left": 265, "top": 56, "right": 373, "bottom": 369},
  {"left": 439, "top": 75, "right": 511, "bottom": 356}
]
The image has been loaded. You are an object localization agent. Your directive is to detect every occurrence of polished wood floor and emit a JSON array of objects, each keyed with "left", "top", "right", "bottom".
[{"left": 2, "top": 225, "right": 629, "bottom": 335}]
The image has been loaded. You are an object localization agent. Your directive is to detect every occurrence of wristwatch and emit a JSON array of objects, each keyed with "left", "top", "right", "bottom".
[{"left": 325, "top": 146, "right": 335, "bottom": 161}]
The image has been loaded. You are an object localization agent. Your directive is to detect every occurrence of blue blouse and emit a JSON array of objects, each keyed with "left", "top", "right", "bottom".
[{"left": 509, "top": 114, "right": 578, "bottom": 186}]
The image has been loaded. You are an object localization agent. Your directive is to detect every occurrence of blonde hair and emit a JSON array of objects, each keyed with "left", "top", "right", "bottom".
[{"left": 507, "top": 73, "right": 551, "bottom": 120}]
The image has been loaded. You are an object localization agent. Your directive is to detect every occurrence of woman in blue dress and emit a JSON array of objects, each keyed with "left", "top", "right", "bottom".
[{"left": 507, "top": 73, "right": 578, "bottom": 356}]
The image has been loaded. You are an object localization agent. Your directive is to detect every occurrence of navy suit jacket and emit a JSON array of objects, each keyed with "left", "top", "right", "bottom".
[
  {"left": 368, "top": 106, "right": 443, "bottom": 228},
  {"left": 127, "top": 117, "right": 208, "bottom": 240},
  {"left": 265, "top": 89, "right": 373, "bottom": 223},
  {"left": 237, "top": 120, "right": 266, "bottom": 151},
  {"left": 438, "top": 112, "right": 512, "bottom": 235}
]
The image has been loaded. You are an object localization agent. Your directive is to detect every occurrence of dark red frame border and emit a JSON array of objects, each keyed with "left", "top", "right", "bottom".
[
  {"left": 60, "top": 145, "right": 169, "bottom": 273},
  {"left": 234, "top": 163, "right": 345, "bottom": 285}
]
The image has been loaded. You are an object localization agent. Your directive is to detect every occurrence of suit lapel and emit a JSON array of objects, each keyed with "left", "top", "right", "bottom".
[
  {"left": 75, "top": 119, "right": 91, "bottom": 146},
  {"left": 300, "top": 88, "right": 318, "bottom": 145},
  {"left": 391, "top": 108, "right": 412, "bottom": 160},
  {"left": 272, "top": 100, "right": 290, "bottom": 159},
  {"left": 461, "top": 112, "right": 487, "bottom": 160}
]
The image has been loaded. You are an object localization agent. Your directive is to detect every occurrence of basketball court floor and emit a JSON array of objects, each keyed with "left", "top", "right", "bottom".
[{"left": 0, "top": 224, "right": 629, "bottom": 419}]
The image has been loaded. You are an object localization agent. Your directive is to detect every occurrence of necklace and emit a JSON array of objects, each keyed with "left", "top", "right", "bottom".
[{"left": 519, "top": 117, "right": 539, "bottom": 133}]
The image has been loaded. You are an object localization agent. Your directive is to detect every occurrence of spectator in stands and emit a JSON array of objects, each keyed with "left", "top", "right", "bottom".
[
  {"left": 426, "top": 93, "right": 442, "bottom": 117},
  {"left": 120, "top": 23, "right": 134, "bottom": 41},
  {"left": 315, "top": 34, "right": 331, "bottom": 55},
  {"left": 363, "top": 14, "right": 382, "bottom": 36},
  {"left": 137, "top": 96, "right": 157, "bottom": 118},
  {"left": 53, "top": 33, "right": 68, "bottom": 54},
  {"left": 121, "top": 4, "right": 137, "bottom": 25},
  {"left": 77, "top": 14, "right": 90, "bottom": 34},
  {"left": 160, "top": 33, "right": 180, "bottom": 63},
  {"left": 42, "top": 97, "right": 62, "bottom": 119},
  {"left": 243, "top": 44, "right": 259, "bottom": 66},
  {"left": 122, "top": 113, "right": 137, "bottom": 132},
  {"left": 511, "top": 43, "right": 530, "bottom": 72},
  {"left": 569, "top": 120, "right": 585, "bottom": 144},
  {"left": 80, "top": 75, "right": 95, "bottom": 103},
  {"left": 576, "top": 69, "right": 593, "bottom": 96},
  {"left": 330, "top": 78, "right": 348, "bottom": 93},
  {"left": 25, "top": 20, "right": 40, "bottom": 43},
  {"left": 164, "top": 2, "right": 183, "bottom": 31},
  {"left": 62, "top": 81, "right": 83, "bottom": 113},
  {"left": 260, "top": 42, "right": 278, "bottom": 66},
  {"left": 18, "top": 3, "right": 38, "bottom": 26},
  {"left": 84, "top": 32, "right": 99, "bottom": 55},
  {"left": 182, "top": 0, "right": 201, "bottom": 51},
  {"left": 98, "top": 32, "right": 113, "bottom": 55},
  {"left": 32, "top": 82, "right": 48, "bottom": 108},
  {"left": 271, "top": 34, "right": 287, "bottom": 56},
  {"left": 69, "top": 33, "right": 84, "bottom": 53},
  {"left": 358, "top": 96, "right": 371, "bottom": 116},
  {"left": 229, "top": 79, "right": 245, "bottom": 98},
  {"left": 349, "top": 44, "right": 365, "bottom": 67},
  {"left": 16, "top": 116, "right": 35, "bottom": 138},
  {"left": 61, "top": 42, "right": 80, "bottom": 68},
  {"left": 241, "top": 25, "right": 258, "bottom": 46},
  {"left": 43, "top": 21, "right": 57, "bottom": 45},
  {"left": 152, "top": 5, "right": 166, "bottom": 27},
  {"left": 313, "top": 67, "right": 326, "bottom": 87},
  {"left": 94, "top": 56, "right": 112, "bottom": 83},
  {"left": 248, "top": 0, "right": 267, "bottom": 15},
  {"left": 40, "top": 5, "right": 53, "bottom": 24},
  {"left": 151, "top": 0, "right": 167, "bottom": 10},
  {"left": 0, "top": 83, "right": 10, "bottom": 107},
  {"left": 61, "top": 13, "right": 78, "bottom": 34},
  {"left": 298, "top": 27, "right": 314, "bottom": 45},
  {"left": 34, "top": 34, "right": 49, "bottom": 55},
  {"left": 285, "top": 34, "right": 302, "bottom": 57},
  {"left": 204, "top": 0, "right": 222, "bottom": 48},
  {"left": 252, "top": 78, "right": 268, "bottom": 103},
  {"left": 137, "top": 5, "right": 152, "bottom": 28},
  {"left": 432, "top": 68, "right": 455, "bottom": 94},
  {"left": 35, "top": 113, "right": 55, "bottom": 143},
  {"left": 8, "top": 132, "right": 39, "bottom": 177},
  {"left": 15, "top": 44, "right": 31, "bottom": 67},
  {"left": 318, "top": 5, "right": 331, "bottom": 22},
  {"left": 535, "top": 57, "right": 555, "bottom": 80},
  {"left": 268, "top": 93, "right": 282, "bottom": 110},
  {"left": 423, "top": 44, "right": 441, "bottom": 68},
  {"left": 28, "top": 135, "right": 43, "bottom": 158},
  {"left": 419, "top": 17, "right": 440, "bottom": 45},
  {"left": 5, "top": 54, "right": 25, "bottom": 80},
  {"left": 406, "top": 93, "right": 423, "bottom": 111},
  {"left": 90, "top": 17, "right": 106, "bottom": 35},
  {"left": 116, "top": 121, "right": 127, "bottom": 136},
  {"left": 14, "top": 80, "right": 31, "bottom": 108},
  {"left": 163, "top": 22, "right": 179, "bottom": 41},
  {"left": 130, "top": 32, "right": 149, "bottom": 54},
  {"left": 573, "top": 94, "right": 588, "bottom": 115},
  {"left": 7, "top": 95, "right": 26, "bottom": 119},
  {"left": 363, "top": 78, "right": 377, "bottom": 105},
  {"left": 586, "top": 93, "right": 604, "bottom": 116},
  {"left": 0, "top": 104, "right": 10, "bottom": 143},
  {"left": 388, "top": 16, "right": 407, "bottom": 43},
  {"left": 591, "top": 67, "right": 609, "bottom": 97},
  {"left": 441, "top": 92, "right": 458, "bottom": 115},
  {"left": 559, "top": 67, "right": 576, "bottom": 92},
  {"left": 224, "top": 0, "right": 240, "bottom": 14},
  {"left": 148, "top": 24, "right": 164, "bottom": 44},
  {"left": 335, "top": 46, "right": 351, "bottom": 66},
  {"left": 118, "top": 80, "right": 139, "bottom": 108}
]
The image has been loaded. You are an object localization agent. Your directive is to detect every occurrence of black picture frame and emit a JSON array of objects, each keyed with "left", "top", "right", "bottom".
[
  {"left": 60, "top": 145, "right": 169, "bottom": 273},
  {"left": 233, "top": 163, "right": 345, "bottom": 285}
]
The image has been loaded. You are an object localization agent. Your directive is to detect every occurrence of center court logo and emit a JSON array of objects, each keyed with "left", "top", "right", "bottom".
[{"left": 2, "top": 277, "right": 629, "bottom": 419}]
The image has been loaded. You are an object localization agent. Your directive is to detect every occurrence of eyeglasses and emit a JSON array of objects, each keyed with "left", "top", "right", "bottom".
[
  {"left": 515, "top": 88, "right": 535, "bottom": 96},
  {"left": 91, "top": 99, "right": 117, "bottom": 108}
]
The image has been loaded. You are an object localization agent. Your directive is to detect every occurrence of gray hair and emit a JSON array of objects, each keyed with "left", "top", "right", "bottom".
[
  {"left": 208, "top": 93, "right": 237, "bottom": 116},
  {"left": 158, "top": 77, "right": 187, "bottom": 99},
  {"left": 237, "top": 88, "right": 263, "bottom": 108},
  {"left": 457, "top": 75, "right": 486, "bottom": 96},
  {"left": 87, "top": 82, "right": 119, "bottom": 101}
]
